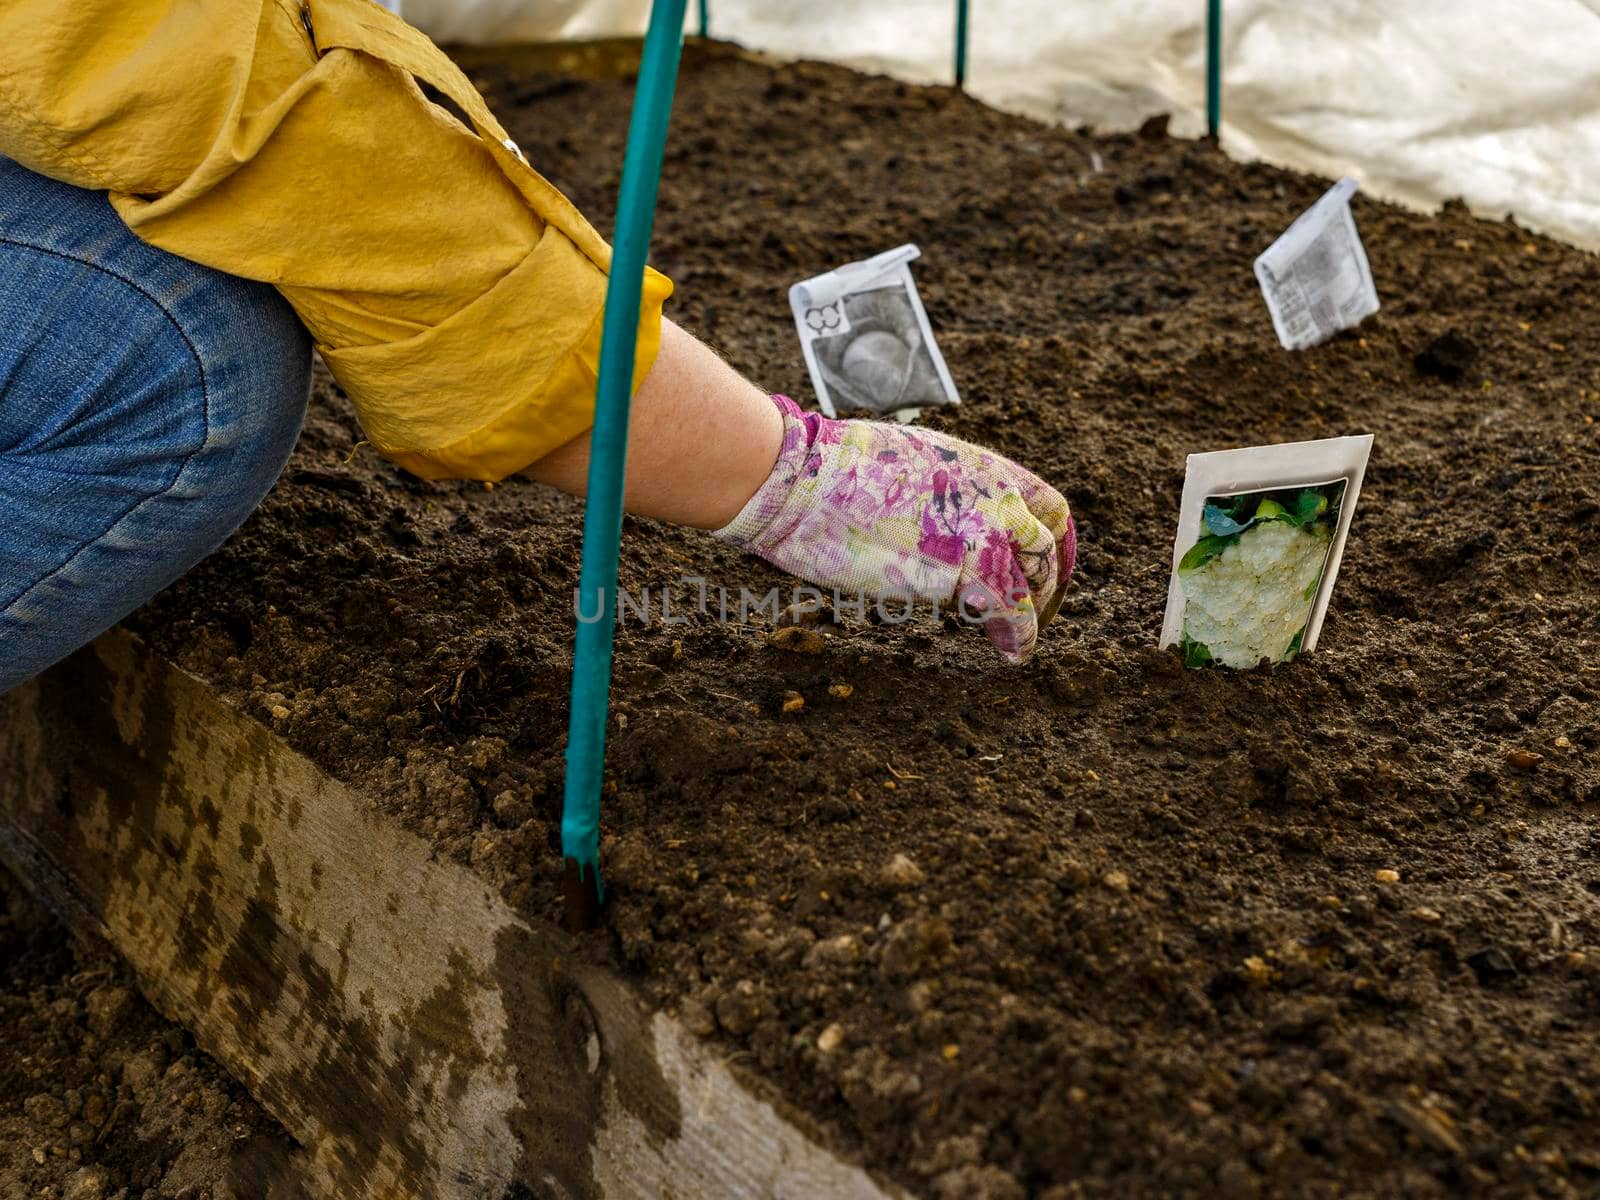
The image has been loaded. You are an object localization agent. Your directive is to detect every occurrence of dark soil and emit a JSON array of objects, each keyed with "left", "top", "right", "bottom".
[
  {"left": 0, "top": 866, "right": 298, "bottom": 1200},
  {"left": 118, "top": 42, "right": 1600, "bottom": 1200}
]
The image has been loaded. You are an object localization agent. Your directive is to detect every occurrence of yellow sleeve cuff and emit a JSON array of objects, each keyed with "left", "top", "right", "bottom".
[{"left": 316, "top": 240, "right": 672, "bottom": 482}]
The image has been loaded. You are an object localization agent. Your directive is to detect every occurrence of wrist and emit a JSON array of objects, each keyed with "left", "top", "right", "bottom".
[{"left": 713, "top": 393, "right": 829, "bottom": 545}]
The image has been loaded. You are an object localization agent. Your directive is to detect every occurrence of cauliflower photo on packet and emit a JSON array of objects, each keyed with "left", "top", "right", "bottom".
[
  {"left": 1159, "top": 435, "right": 1372, "bottom": 671},
  {"left": 1177, "top": 483, "right": 1345, "bottom": 668}
]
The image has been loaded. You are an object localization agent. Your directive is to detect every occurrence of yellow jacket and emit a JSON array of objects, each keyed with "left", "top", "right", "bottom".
[{"left": 0, "top": 0, "right": 672, "bottom": 480}]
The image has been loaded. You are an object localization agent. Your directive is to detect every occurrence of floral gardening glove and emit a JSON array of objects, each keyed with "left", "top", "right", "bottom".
[{"left": 715, "top": 395, "right": 1076, "bottom": 663}]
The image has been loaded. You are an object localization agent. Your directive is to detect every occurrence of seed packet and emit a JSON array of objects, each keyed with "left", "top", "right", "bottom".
[
  {"left": 1255, "top": 177, "right": 1379, "bottom": 351},
  {"left": 789, "top": 244, "right": 960, "bottom": 419},
  {"left": 1159, "top": 435, "right": 1374, "bottom": 669}
]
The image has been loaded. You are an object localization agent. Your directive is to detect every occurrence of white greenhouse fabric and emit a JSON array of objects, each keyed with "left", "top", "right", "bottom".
[{"left": 404, "top": 0, "right": 1600, "bottom": 250}]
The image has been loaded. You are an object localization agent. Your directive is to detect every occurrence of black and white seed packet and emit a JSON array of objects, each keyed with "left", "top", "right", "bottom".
[
  {"left": 1255, "top": 178, "right": 1379, "bottom": 351},
  {"left": 789, "top": 244, "right": 960, "bottom": 419}
]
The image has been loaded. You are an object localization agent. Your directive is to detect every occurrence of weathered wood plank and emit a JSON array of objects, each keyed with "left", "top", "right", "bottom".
[{"left": 0, "top": 632, "right": 898, "bottom": 1200}]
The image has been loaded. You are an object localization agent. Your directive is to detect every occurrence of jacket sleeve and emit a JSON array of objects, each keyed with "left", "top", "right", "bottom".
[{"left": 0, "top": 0, "right": 672, "bottom": 480}]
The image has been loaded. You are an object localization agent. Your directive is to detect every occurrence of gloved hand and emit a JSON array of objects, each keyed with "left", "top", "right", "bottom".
[{"left": 715, "top": 394, "right": 1076, "bottom": 663}]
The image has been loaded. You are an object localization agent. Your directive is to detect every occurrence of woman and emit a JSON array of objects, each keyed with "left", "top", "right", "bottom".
[{"left": 0, "top": 0, "right": 1073, "bottom": 692}]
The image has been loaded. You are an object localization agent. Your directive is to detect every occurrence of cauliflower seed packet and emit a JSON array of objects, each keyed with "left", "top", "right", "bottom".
[
  {"left": 789, "top": 244, "right": 960, "bottom": 419},
  {"left": 1160, "top": 436, "right": 1374, "bottom": 669}
]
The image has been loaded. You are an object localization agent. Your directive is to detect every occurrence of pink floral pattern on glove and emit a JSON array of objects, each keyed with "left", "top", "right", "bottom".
[{"left": 715, "top": 395, "right": 1076, "bottom": 663}]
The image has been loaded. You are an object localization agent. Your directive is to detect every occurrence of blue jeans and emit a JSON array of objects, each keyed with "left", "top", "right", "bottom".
[{"left": 0, "top": 159, "right": 312, "bottom": 692}]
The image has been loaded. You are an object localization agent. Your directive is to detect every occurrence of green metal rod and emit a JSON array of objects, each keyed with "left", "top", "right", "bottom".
[
  {"left": 697, "top": 0, "right": 708, "bottom": 38},
  {"left": 1206, "top": 0, "right": 1222, "bottom": 138},
  {"left": 954, "top": 0, "right": 970, "bottom": 89},
  {"left": 562, "top": 0, "right": 688, "bottom": 926}
]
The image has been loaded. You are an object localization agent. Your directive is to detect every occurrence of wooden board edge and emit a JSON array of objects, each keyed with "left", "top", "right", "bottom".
[{"left": 0, "top": 632, "right": 900, "bottom": 1200}]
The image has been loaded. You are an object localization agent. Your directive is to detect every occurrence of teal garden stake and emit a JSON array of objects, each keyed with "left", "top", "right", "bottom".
[
  {"left": 697, "top": 0, "right": 708, "bottom": 39},
  {"left": 1206, "top": 0, "right": 1222, "bottom": 138},
  {"left": 954, "top": 0, "right": 970, "bottom": 89},
  {"left": 562, "top": 0, "right": 689, "bottom": 931}
]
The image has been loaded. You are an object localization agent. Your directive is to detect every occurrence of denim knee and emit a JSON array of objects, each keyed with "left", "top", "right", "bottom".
[
  {"left": 0, "top": 159, "right": 312, "bottom": 690},
  {"left": 150, "top": 256, "right": 314, "bottom": 547}
]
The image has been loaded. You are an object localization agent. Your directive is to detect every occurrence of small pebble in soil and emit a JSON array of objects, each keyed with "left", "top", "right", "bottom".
[
  {"left": 1103, "top": 869, "right": 1131, "bottom": 893},
  {"left": 828, "top": 682, "right": 854, "bottom": 699},
  {"left": 817, "top": 1023, "right": 845, "bottom": 1054},
  {"left": 64, "top": 1165, "right": 110, "bottom": 1200},
  {"left": 1057, "top": 863, "right": 1092, "bottom": 891},
  {"left": 777, "top": 597, "right": 839, "bottom": 628},
  {"left": 1504, "top": 746, "right": 1543, "bottom": 769},
  {"left": 714, "top": 980, "right": 765, "bottom": 1036},
  {"left": 768, "top": 626, "right": 825, "bottom": 654},
  {"left": 1241, "top": 956, "right": 1272, "bottom": 987},
  {"left": 1385, "top": 1100, "right": 1466, "bottom": 1157},
  {"left": 879, "top": 853, "right": 925, "bottom": 889},
  {"left": 781, "top": 690, "right": 805, "bottom": 714},
  {"left": 1374, "top": 868, "right": 1400, "bottom": 884},
  {"left": 1411, "top": 906, "right": 1443, "bottom": 923},
  {"left": 804, "top": 934, "right": 861, "bottom": 969}
]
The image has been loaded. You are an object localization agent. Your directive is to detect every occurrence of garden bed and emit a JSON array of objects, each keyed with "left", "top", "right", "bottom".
[{"left": 13, "top": 40, "right": 1600, "bottom": 1200}]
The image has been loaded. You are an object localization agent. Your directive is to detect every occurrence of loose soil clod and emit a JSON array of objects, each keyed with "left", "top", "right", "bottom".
[{"left": 768, "top": 625, "right": 826, "bottom": 654}]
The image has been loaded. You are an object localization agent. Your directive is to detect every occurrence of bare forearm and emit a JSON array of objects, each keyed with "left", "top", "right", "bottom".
[
  {"left": 524, "top": 319, "right": 783, "bottom": 529},
  {"left": 523, "top": 317, "right": 1076, "bottom": 663}
]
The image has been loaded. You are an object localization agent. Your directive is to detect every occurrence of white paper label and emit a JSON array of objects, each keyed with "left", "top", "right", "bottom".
[
  {"left": 789, "top": 245, "right": 960, "bottom": 419},
  {"left": 1254, "top": 178, "right": 1379, "bottom": 351}
]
